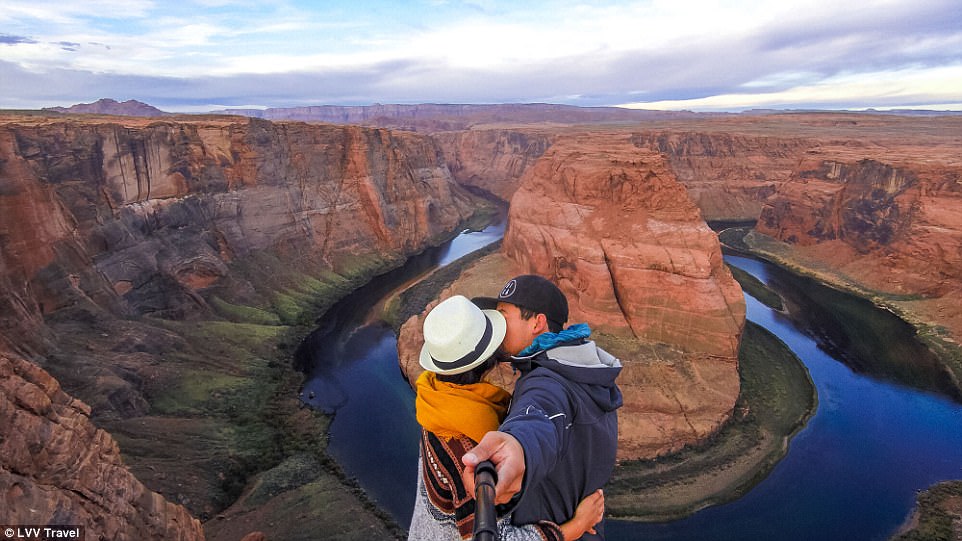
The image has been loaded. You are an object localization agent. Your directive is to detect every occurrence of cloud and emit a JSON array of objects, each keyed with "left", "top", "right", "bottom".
[
  {"left": 619, "top": 65, "right": 962, "bottom": 111},
  {"left": 1, "top": 0, "right": 960, "bottom": 111},
  {"left": 0, "top": 33, "right": 37, "bottom": 45}
]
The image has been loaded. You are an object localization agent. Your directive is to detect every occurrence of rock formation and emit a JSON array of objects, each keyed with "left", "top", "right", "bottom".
[
  {"left": 43, "top": 98, "right": 169, "bottom": 117},
  {"left": 399, "top": 132, "right": 746, "bottom": 459},
  {"left": 503, "top": 134, "right": 745, "bottom": 357},
  {"left": 749, "top": 117, "right": 962, "bottom": 344},
  {"left": 503, "top": 133, "right": 746, "bottom": 458},
  {"left": 0, "top": 116, "right": 476, "bottom": 337},
  {"left": 429, "top": 115, "right": 962, "bottom": 227},
  {"left": 0, "top": 114, "right": 481, "bottom": 535},
  {"left": 757, "top": 157, "right": 962, "bottom": 295},
  {"left": 426, "top": 125, "right": 801, "bottom": 221},
  {"left": 629, "top": 130, "right": 800, "bottom": 221},
  {"left": 433, "top": 130, "right": 552, "bottom": 201},
  {"left": 1, "top": 352, "right": 204, "bottom": 540}
]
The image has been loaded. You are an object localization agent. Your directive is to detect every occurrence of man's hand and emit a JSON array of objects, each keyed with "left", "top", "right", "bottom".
[{"left": 463, "top": 431, "right": 525, "bottom": 505}]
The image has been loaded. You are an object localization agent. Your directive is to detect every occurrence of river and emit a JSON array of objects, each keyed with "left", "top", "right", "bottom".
[
  {"left": 297, "top": 225, "right": 962, "bottom": 541},
  {"left": 295, "top": 215, "right": 507, "bottom": 523}
]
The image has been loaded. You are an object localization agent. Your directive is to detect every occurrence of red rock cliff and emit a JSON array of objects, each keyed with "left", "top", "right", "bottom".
[
  {"left": 754, "top": 142, "right": 962, "bottom": 346},
  {"left": 1, "top": 352, "right": 204, "bottom": 540},
  {"left": 433, "top": 129, "right": 552, "bottom": 201},
  {"left": 0, "top": 115, "right": 480, "bottom": 534},
  {"left": 757, "top": 157, "right": 962, "bottom": 293},
  {"left": 0, "top": 116, "right": 476, "bottom": 330},
  {"left": 503, "top": 133, "right": 745, "bottom": 458},
  {"left": 398, "top": 132, "right": 746, "bottom": 460},
  {"left": 431, "top": 126, "right": 800, "bottom": 220},
  {"left": 629, "top": 130, "right": 804, "bottom": 221},
  {"left": 432, "top": 116, "right": 958, "bottom": 227},
  {"left": 504, "top": 134, "right": 745, "bottom": 357}
]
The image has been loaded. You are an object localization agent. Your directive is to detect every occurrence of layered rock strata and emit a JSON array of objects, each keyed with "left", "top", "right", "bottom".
[
  {"left": 431, "top": 116, "right": 962, "bottom": 227},
  {"left": 399, "top": 133, "right": 746, "bottom": 459},
  {"left": 1, "top": 352, "right": 204, "bottom": 540},
  {"left": 2, "top": 117, "right": 471, "bottom": 312},
  {"left": 433, "top": 130, "right": 552, "bottom": 201},
  {"left": 430, "top": 125, "right": 804, "bottom": 221},
  {"left": 757, "top": 158, "right": 962, "bottom": 296},
  {"left": 0, "top": 115, "right": 476, "bottom": 357},
  {"left": 0, "top": 115, "right": 479, "bottom": 535},
  {"left": 504, "top": 134, "right": 746, "bottom": 458},
  {"left": 629, "top": 131, "right": 799, "bottom": 221},
  {"left": 750, "top": 120, "right": 962, "bottom": 346}
]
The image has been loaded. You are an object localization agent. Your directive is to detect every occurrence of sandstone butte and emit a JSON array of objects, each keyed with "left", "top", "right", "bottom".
[
  {"left": 435, "top": 114, "right": 962, "bottom": 352},
  {"left": 3, "top": 108, "right": 962, "bottom": 539},
  {"left": 398, "top": 131, "right": 747, "bottom": 461}
]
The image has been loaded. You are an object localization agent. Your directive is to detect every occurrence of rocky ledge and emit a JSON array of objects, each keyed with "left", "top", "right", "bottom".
[{"left": 1, "top": 352, "right": 204, "bottom": 540}]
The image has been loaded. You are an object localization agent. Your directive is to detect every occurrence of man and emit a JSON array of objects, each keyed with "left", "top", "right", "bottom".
[{"left": 464, "top": 275, "right": 623, "bottom": 540}]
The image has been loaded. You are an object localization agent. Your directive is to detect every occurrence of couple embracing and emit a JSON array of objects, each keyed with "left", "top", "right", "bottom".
[{"left": 408, "top": 275, "right": 623, "bottom": 541}]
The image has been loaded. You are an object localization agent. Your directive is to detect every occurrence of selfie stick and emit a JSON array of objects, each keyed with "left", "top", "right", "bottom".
[{"left": 473, "top": 460, "right": 498, "bottom": 541}]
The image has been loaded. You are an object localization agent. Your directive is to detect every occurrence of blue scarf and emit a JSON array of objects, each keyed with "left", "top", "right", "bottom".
[{"left": 518, "top": 323, "right": 591, "bottom": 357}]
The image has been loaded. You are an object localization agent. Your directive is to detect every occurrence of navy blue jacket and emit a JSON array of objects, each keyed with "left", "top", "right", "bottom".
[{"left": 501, "top": 332, "right": 622, "bottom": 540}]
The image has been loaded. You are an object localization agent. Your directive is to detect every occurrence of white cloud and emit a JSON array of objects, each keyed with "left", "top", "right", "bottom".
[
  {"left": 1, "top": 0, "right": 960, "bottom": 110},
  {"left": 618, "top": 64, "right": 962, "bottom": 111},
  {"left": 0, "top": 0, "right": 154, "bottom": 26}
]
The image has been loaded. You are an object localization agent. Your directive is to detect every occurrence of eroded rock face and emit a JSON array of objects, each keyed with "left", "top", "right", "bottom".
[
  {"left": 0, "top": 117, "right": 474, "bottom": 331},
  {"left": 0, "top": 352, "right": 204, "bottom": 540},
  {"left": 0, "top": 117, "right": 476, "bottom": 328},
  {"left": 503, "top": 134, "right": 745, "bottom": 458},
  {"left": 0, "top": 115, "right": 479, "bottom": 528},
  {"left": 432, "top": 126, "right": 803, "bottom": 220},
  {"left": 752, "top": 150, "right": 962, "bottom": 348},
  {"left": 504, "top": 134, "right": 745, "bottom": 358},
  {"left": 629, "top": 131, "right": 800, "bottom": 221},
  {"left": 399, "top": 133, "right": 745, "bottom": 460},
  {"left": 757, "top": 157, "right": 962, "bottom": 296},
  {"left": 433, "top": 130, "right": 552, "bottom": 201}
]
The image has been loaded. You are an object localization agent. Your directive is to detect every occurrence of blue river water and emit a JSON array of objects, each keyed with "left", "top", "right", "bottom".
[
  {"left": 297, "top": 216, "right": 506, "bottom": 522},
  {"left": 609, "top": 255, "right": 962, "bottom": 541},
  {"left": 298, "top": 228, "right": 962, "bottom": 540}
]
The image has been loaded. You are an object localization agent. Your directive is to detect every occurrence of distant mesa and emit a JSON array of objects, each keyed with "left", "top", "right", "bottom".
[
  {"left": 42, "top": 98, "right": 169, "bottom": 117},
  {"left": 207, "top": 102, "right": 713, "bottom": 128}
]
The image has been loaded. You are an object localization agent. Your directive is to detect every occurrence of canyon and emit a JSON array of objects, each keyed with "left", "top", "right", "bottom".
[
  {"left": 397, "top": 130, "right": 746, "bottom": 460},
  {"left": 0, "top": 113, "right": 479, "bottom": 540},
  {"left": 2, "top": 105, "right": 961, "bottom": 540},
  {"left": 431, "top": 114, "right": 962, "bottom": 357}
]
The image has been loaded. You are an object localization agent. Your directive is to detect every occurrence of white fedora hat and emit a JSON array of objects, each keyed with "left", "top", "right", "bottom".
[{"left": 419, "top": 295, "right": 507, "bottom": 375}]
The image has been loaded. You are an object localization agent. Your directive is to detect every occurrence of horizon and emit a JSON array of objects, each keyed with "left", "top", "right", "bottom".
[
  {"left": 2, "top": 0, "right": 961, "bottom": 113},
  {"left": 21, "top": 97, "right": 962, "bottom": 117}
]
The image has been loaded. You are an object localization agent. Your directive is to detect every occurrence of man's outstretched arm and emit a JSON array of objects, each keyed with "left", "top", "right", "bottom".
[{"left": 465, "top": 375, "right": 571, "bottom": 504}]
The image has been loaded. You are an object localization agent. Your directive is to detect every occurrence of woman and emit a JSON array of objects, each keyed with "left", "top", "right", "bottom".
[{"left": 408, "top": 295, "right": 604, "bottom": 541}]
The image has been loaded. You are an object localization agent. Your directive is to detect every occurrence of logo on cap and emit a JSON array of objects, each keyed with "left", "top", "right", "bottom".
[{"left": 500, "top": 279, "right": 517, "bottom": 298}]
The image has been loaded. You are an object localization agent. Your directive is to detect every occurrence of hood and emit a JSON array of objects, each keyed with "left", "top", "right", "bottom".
[{"left": 511, "top": 324, "right": 623, "bottom": 412}]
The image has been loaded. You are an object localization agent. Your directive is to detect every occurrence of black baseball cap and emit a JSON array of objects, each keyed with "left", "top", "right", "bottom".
[{"left": 473, "top": 275, "right": 569, "bottom": 330}]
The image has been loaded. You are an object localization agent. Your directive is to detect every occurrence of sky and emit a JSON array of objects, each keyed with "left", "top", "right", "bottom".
[{"left": 1, "top": 0, "right": 961, "bottom": 113}]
